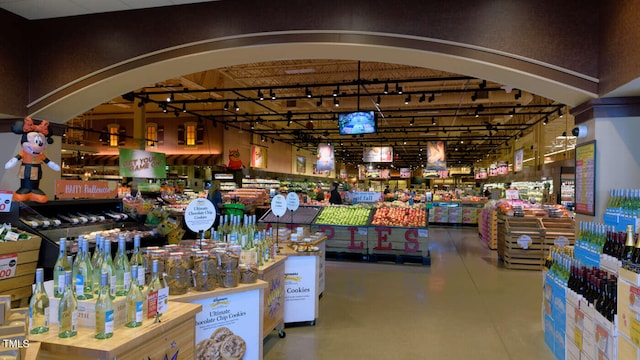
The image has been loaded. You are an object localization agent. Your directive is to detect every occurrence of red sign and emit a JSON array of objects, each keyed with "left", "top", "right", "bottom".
[{"left": 55, "top": 180, "right": 118, "bottom": 199}]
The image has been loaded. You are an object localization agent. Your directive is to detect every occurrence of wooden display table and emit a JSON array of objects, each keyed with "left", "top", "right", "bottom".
[
  {"left": 29, "top": 301, "right": 201, "bottom": 360},
  {"left": 258, "top": 255, "right": 287, "bottom": 339},
  {"left": 171, "top": 281, "right": 267, "bottom": 360}
]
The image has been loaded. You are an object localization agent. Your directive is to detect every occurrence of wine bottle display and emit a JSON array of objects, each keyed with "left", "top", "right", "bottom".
[
  {"left": 130, "top": 235, "right": 145, "bottom": 287},
  {"left": 95, "top": 271, "right": 114, "bottom": 339},
  {"left": 74, "top": 238, "right": 93, "bottom": 300},
  {"left": 101, "top": 240, "right": 117, "bottom": 299},
  {"left": 58, "top": 271, "right": 78, "bottom": 338},
  {"left": 53, "top": 238, "right": 71, "bottom": 298},
  {"left": 29, "top": 268, "right": 50, "bottom": 334}
]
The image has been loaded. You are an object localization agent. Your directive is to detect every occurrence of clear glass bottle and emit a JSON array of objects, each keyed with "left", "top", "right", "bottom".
[
  {"left": 114, "top": 234, "right": 131, "bottom": 296},
  {"left": 95, "top": 271, "right": 114, "bottom": 339},
  {"left": 129, "top": 235, "right": 145, "bottom": 287},
  {"left": 58, "top": 271, "right": 78, "bottom": 338},
  {"left": 93, "top": 237, "right": 105, "bottom": 294},
  {"left": 73, "top": 238, "right": 93, "bottom": 300},
  {"left": 125, "top": 265, "right": 144, "bottom": 328},
  {"left": 29, "top": 268, "right": 50, "bottom": 334},
  {"left": 101, "top": 240, "right": 117, "bottom": 299},
  {"left": 53, "top": 238, "right": 72, "bottom": 298}
]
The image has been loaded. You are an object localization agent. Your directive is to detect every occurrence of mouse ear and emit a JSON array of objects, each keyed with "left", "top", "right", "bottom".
[
  {"left": 11, "top": 120, "right": 24, "bottom": 134},
  {"left": 47, "top": 136, "right": 54, "bottom": 145}
]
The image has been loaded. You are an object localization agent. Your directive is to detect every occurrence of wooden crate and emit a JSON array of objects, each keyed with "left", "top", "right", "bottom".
[
  {"left": 481, "top": 209, "right": 498, "bottom": 250},
  {"left": 0, "top": 234, "right": 42, "bottom": 307},
  {"left": 498, "top": 216, "right": 545, "bottom": 270}
]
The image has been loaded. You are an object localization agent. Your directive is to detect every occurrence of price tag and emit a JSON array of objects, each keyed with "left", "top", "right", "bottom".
[
  {"left": 517, "top": 235, "right": 532, "bottom": 249},
  {"left": 3, "top": 231, "right": 19, "bottom": 241},
  {"left": 286, "top": 192, "right": 300, "bottom": 211},
  {"left": 358, "top": 228, "right": 368, "bottom": 236},
  {"left": 0, "top": 190, "right": 12, "bottom": 213},
  {"left": 157, "top": 287, "right": 169, "bottom": 314},
  {"left": 271, "top": 194, "right": 286, "bottom": 217},
  {"left": 0, "top": 253, "right": 18, "bottom": 280},
  {"left": 554, "top": 236, "right": 569, "bottom": 247},
  {"left": 418, "top": 229, "right": 429, "bottom": 238}
]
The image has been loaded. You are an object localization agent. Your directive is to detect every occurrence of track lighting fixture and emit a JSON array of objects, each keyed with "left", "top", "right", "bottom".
[
  {"left": 479, "top": 80, "right": 487, "bottom": 89},
  {"left": 403, "top": 140, "right": 407, "bottom": 145},
  {"left": 395, "top": 83, "right": 403, "bottom": 94},
  {"left": 334, "top": 97, "right": 340, "bottom": 107},
  {"left": 333, "top": 85, "right": 339, "bottom": 97},
  {"left": 317, "top": 96, "right": 323, "bottom": 106},
  {"left": 181, "top": 103, "right": 187, "bottom": 112},
  {"left": 258, "top": 89, "right": 264, "bottom": 100},
  {"left": 409, "top": 118, "right": 415, "bottom": 126},
  {"left": 474, "top": 109, "right": 480, "bottom": 118},
  {"left": 404, "top": 94, "right": 411, "bottom": 104},
  {"left": 223, "top": 101, "right": 229, "bottom": 111},
  {"left": 270, "top": 89, "right": 276, "bottom": 99},
  {"left": 428, "top": 93, "right": 435, "bottom": 103},
  {"left": 543, "top": 117, "right": 549, "bottom": 125},
  {"left": 255, "top": 116, "right": 262, "bottom": 124},
  {"left": 558, "top": 109, "right": 563, "bottom": 117},
  {"left": 287, "top": 120, "right": 292, "bottom": 126},
  {"left": 174, "top": 109, "right": 179, "bottom": 117},
  {"left": 471, "top": 91, "right": 478, "bottom": 102},
  {"left": 419, "top": 93, "right": 426, "bottom": 103},
  {"left": 167, "top": 92, "right": 174, "bottom": 102},
  {"left": 250, "top": 122, "right": 255, "bottom": 130},
  {"left": 383, "top": 83, "right": 389, "bottom": 94},
  {"left": 306, "top": 87, "right": 312, "bottom": 98},
  {"left": 515, "top": 89, "right": 522, "bottom": 100},
  {"left": 233, "top": 101, "right": 239, "bottom": 111},
  {"left": 271, "top": 138, "right": 275, "bottom": 144},
  {"left": 432, "top": 117, "right": 436, "bottom": 126},
  {"left": 375, "top": 95, "right": 381, "bottom": 106}
]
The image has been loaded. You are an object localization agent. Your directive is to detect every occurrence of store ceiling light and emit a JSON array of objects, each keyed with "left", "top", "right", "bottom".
[
  {"left": 543, "top": 117, "right": 549, "bottom": 125},
  {"left": 334, "top": 97, "right": 340, "bottom": 107},
  {"left": 167, "top": 92, "right": 174, "bottom": 102},
  {"left": 383, "top": 83, "right": 389, "bottom": 94},
  {"left": 375, "top": 95, "right": 381, "bottom": 106},
  {"left": 333, "top": 85, "right": 339, "bottom": 97},
  {"left": 258, "top": 89, "right": 264, "bottom": 100},
  {"left": 428, "top": 93, "right": 435, "bottom": 102},
  {"left": 181, "top": 103, "right": 187, "bottom": 113},
  {"left": 270, "top": 89, "right": 276, "bottom": 99},
  {"left": 233, "top": 101, "right": 239, "bottom": 111},
  {"left": 396, "top": 83, "right": 403, "bottom": 94},
  {"left": 432, "top": 117, "right": 436, "bottom": 126},
  {"left": 409, "top": 117, "right": 415, "bottom": 126},
  {"left": 515, "top": 89, "right": 522, "bottom": 100},
  {"left": 471, "top": 91, "right": 478, "bottom": 102},
  {"left": 317, "top": 96, "right": 323, "bottom": 107},
  {"left": 223, "top": 101, "right": 229, "bottom": 111},
  {"left": 306, "top": 87, "right": 312, "bottom": 98},
  {"left": 404, "top": 94, "right": 411, "bottom": 104},
  {"left": 418, "top": 93, "right": 426, "bottom": 103}
]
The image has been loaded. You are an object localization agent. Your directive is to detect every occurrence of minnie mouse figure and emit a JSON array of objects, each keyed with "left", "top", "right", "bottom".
[{"left": 4, "top": 118, "right": 60, "bottom": 203}]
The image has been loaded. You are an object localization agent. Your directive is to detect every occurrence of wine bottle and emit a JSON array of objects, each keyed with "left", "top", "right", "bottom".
[
  {"left": 125, "top": 265, "right": 143, "bottom": 328},
  {"left": 129, "top": 235, "right": 145, "bottom": 288},
  {"left": 58, "top": 271, "right": 78, "bottom": 338},
  {"left": 95, "top": 271, "right": 114, "bottom": 339},
  {"left": 73, "top": 238, "right": 93, "bottom": 300},
  {"left": 624, "top": 225, "right": 636, "bottom": 263},
  {"left": 147, "top": 260, "right": 163, "bottom": 318},
  {"left": 29, "top": 268, "right": 50, "bottom": 334},
  {"left": 53, "top": 238, "right": 72, "bottom": 298},
  {"left": 115, "top": 235, "right": 131, "bottom": 296},
  {"left": 93, "top": 236, "right": 105, "bottom": 294},
  {"left": 101, "top": 240, "right": 117, "bottom": 299}
]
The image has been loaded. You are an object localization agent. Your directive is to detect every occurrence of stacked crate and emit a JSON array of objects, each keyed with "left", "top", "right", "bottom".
[
  {"left": 480, "top": 209, "right": 498, "bottom": 250},
  {"left": 540, "top": 217, "right": 576, "bottom": 254},
  {"left": 498, "top": 216, "right": 545, "bottom": 270}
]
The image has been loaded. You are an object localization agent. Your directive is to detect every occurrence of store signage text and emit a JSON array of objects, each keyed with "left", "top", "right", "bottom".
[{"left": 55, "top": 180, "right": 118, "bottom": 199}]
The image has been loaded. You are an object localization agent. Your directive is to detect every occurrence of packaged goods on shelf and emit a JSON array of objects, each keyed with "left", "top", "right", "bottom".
[{"left": 223, "top": 188, "right": 269, "bottom": 212}]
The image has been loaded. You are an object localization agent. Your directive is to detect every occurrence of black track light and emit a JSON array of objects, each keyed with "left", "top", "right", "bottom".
[
  {"left": 223, "top": 101, "right": 229, "bottom": 111},
  {"left": 419, "top": 93, "right": 426, "bottom": 103},
  {"left": 432, "top": 117, "right": 436, "bottom": 126},
  {"left": 375, "top": 95, "right": 381, "bottom": 106},
  {"left": 409, "top": 118, "right": 415, "bottom": 126},
  {"left": 233, "top": 101, "right": 239, "bottom": 111},
  {"left": 515, "top": 89, "right": 522, "bottom": 100},
  {"left": 428, "top": 93, "right": 435, "bottom": 103},
  {"left": 383, "top": 83, "right": 389, "bottom": 94},
  {"left": 250, "top": 122, "right": 255, "bottom": 130},
  {"left": 479, "top": 80, "right": 487, "bottom": 89},
  {"left": 181, "top": 103, "right": 187, "bottom": 113},
  {"left": 317, "top": 96, "right": 323, "bottom": 107},
  {"left": 270, "top": 89, "right": 276, "bottom": 99},
  {"left": 404, "top": 94, "right": 411, "bottom": 104},
  {"left": 334, "top": 97, "right": 340, "bottom": 107},
  {"left": 306, "top": 87, "right": 312, "bottom": 98},
  {"left": 333, "top": 85, "right": 340, "bottom": 97},
  {"left": 558, "top": 108, "right": 563, "bottom": 117},
  {"left": 258, "top": 89, "right": 264, "bottom": 100},
  {"left": 396, "top": 83, "right": 403, "bottom": 94},
  {"left": 471, "top": 91, "right": 478, "bottom": 102},
  {"left": 167, "top": 92, "right": 174, "bottom": 102},
  {"left": 543, "top": 117, "right": 549, "bottom": 125}
]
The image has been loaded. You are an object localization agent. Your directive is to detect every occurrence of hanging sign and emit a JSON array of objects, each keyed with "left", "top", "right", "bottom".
[
  {"left": 119, "top": 148, "right": 167, "bottom": 178},
  {"left": 286, "top": 192, "right": 300, "bottom": 211},
  {"left": 271, "top": 194, "right": 287, "bottom": 217}
]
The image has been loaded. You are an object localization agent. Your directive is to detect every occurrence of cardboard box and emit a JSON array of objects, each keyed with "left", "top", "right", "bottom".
[{"left": 49, "top": 295, "right": 127, "bottom": 328}]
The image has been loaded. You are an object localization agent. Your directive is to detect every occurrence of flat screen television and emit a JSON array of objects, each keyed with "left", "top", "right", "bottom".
[{"left": 338, "top": 111, "right": 377, "bottom": 135}]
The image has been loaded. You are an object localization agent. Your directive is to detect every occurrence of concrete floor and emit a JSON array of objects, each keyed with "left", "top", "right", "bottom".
[{"left": 263, "top": 226, "right": 555, "bottom": 360}]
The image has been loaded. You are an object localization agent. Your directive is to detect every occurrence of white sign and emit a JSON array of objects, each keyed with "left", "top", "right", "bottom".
[
  {"left": 517, "top": 234, "right": 532, "bottom": 249},
  {"left": 286, "top": 192, "right": 300, "bottom": 211},
  {"left": 358, "top": 228, "right": 368, "bottom": 236},
  {"left": 184, "top": 198, "right": 216, "bottom": 232},
  {"left": 0, "top": 253, "right": 18, "bottom": 280},
  {"left": 271, "top": 194, "right": 287, "bottom": 217},
  {"left": 0, "top": 190, "right": 12, "bottom": 213},
  {"left": 418, "top": 229, "right": 429, "bottom": 238},
  {"left": 190, "top": 290, "right": 262, "bottom": 360},
  {"left": 284, "top": 256, "right": 318, "bottom": 323},
  {"left": 351, "top": 192, "right": 382, "bottom": 203},
  {"left": 505, "top": 189, "right": 520, "bottom": 200}
]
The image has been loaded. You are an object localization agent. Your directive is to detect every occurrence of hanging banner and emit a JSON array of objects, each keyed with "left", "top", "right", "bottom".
[
  {"left": 119, "top": 148, "right": 166, "bottom": 178},
  {"left": 400, "top": 168, "right": 411, "bottom": 178},
  {"left": 488, "top": 163, "right": 498, "bottom": 177},
  {"left": 316, "top": 144, "right": 335, "bottom": 171},
  {"left": 474, "top": 168, "right": 488, "bottom": 179},
  {"left": 497, "top": 161, "right": 509, "bottom": 175},
  {"left": 251, "top": 145, "right": 267, "bottom": 168},
  {"left": 363, "top": 147, "right": 393, "bottom": 163},
  {"left": 55, "top": 180, "right": 118, "bottom": 199},
  {"left": 514, "top": 149, "right": 524, "bottom": 172},
  {"left": 296, "top": 156, "right": 306, "bottom": 173},
  {"left": 426, "top": 141, "right": 446, "bottom": 171}
]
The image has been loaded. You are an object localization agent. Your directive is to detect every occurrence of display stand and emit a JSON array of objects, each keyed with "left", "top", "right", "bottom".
[
  {"left": 280, "top": 247, "right": 320, "bottom": 326},
  {"left": 258, "top": 255, "right": 287, "bottom": 339},
  {"left": 29, "top": 301, "right": 201, "bottom": 360},
  {"left": 171, "top": 281, "right": 267, "bottom": 360}
]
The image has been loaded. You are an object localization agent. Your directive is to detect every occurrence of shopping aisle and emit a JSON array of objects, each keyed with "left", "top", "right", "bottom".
[{"left": 263, "top": 226, "right": 554, "bottom": 360}]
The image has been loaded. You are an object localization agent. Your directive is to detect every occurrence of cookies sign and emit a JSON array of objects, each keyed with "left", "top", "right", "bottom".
[{"left": 190, "top": 291, "right": 262, "bottom": 360}]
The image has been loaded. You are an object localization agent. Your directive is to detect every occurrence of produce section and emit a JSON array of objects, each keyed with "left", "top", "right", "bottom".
[
  {"left": 313, "top": 206, "right": 372, "bottom": 226},
  {"left": 371, "top": 205, "right": 426, "bottom": 227}
]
